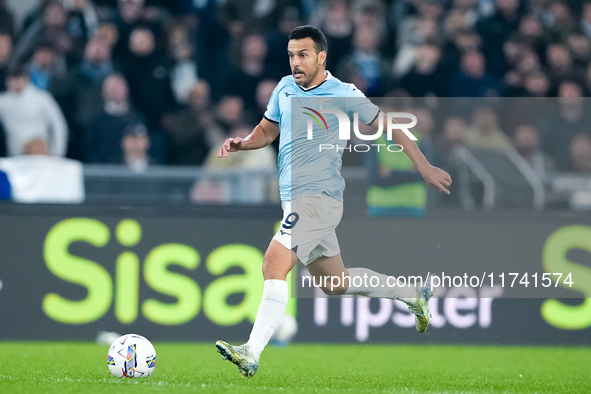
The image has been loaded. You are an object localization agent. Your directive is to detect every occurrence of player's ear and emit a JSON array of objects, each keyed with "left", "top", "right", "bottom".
[{"left": 318, "top": 51, "right": 327, "bottom": 66}]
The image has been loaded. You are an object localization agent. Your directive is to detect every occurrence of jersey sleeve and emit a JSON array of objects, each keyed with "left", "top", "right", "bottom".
[
  {"left": 346, "top": 84, "right": 381, "bottom": 125},
  {"left": 263, "top": 82, "right": 281, "bottom": 124}
]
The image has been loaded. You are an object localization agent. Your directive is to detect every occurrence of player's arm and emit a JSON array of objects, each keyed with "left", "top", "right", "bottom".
[
  {"left": 369, "top": 113, "right": 452, "bottom": 194},
  {"left": 217, "top": 118, "right": 280, "bottom": 158}
]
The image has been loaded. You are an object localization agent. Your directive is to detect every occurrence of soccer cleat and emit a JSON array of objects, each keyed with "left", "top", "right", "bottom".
[
  {"left": 215, "top": 340, "right": 259, "bottom": 377},
  {"left": 407, "top": 283, "right": 435, "bottom": 333}
]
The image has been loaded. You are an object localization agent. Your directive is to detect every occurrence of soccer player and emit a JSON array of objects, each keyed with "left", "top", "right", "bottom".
[{"left": 215, "top": 26, "right": 452, "bottom": 377}]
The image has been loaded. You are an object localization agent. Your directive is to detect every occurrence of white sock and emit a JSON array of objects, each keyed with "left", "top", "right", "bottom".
[
  {"left": 246, "top": 279, "right": 288, "bottom": 360},
  {"left": 344, "top": 267, "right": 417, "bottom": 304}
]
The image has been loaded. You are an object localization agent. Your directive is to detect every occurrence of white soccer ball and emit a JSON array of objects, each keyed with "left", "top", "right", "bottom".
[
  {"left": 107, "top": 334, "right": 156, "bottom": 378},
  {"left": 271, "top": 315, "right": 298, "bottom": 346}
]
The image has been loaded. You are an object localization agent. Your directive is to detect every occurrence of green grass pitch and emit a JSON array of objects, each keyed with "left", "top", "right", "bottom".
[{"left": 0, "top": 342, "right": 588, "bottom": 393}]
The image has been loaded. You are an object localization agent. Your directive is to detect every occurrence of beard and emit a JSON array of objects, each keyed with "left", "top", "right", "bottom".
[{"left": 294, "top": 66, "right": 319, "bottom": 88}]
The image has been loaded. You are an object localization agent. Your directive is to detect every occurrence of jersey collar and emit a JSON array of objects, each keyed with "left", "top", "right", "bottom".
[{"left": 298, "top": 71, "right": 332, "bottom": 92}]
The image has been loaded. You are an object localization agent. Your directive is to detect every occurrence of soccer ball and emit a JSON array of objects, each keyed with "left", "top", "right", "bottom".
[{"left": 107, "top": 334, "right": 156, "bottom": 378}]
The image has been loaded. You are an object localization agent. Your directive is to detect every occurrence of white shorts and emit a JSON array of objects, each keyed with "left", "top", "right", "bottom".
[{"left": 272, "top": 193, "right": 343, "bottom": 265}]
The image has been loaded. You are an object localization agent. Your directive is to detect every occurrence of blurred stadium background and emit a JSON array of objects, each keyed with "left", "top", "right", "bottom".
[{"left": 0, "top": 0, "right": 590, "bottom": 391}]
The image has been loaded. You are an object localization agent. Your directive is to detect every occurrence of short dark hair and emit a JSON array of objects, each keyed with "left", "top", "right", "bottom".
[
  {"left": 6, "top": 65, "right": 28, "bottom": 80},
  {"left": 33, "top": 41, "right": 55, "bottom": 54},
  {"left": 288, "top": 25, "right": 327, "bottom": 53}
]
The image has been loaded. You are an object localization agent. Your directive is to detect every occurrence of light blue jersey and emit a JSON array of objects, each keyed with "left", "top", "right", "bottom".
[{"left": 264, "top": 71, "right": 380, "bottom": 202}]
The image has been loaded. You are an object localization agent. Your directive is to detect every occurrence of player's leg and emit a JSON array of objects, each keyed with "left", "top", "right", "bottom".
[
  {"left": 306, "top": 254, "right": 409, "bottom": 298},
  {"left": 304, "top": 254, "right": 348, "bottom": 294},
  {"left": 246, "top": 239, "right": 298, "bottom": 356},
  {"left": 306, "top": 254, "right": 434, "bottom": 333},
  {"left": 216, "top": 239, "right": 297, "bottom": 377}
]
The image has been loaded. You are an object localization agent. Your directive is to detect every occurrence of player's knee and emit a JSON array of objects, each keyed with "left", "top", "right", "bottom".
[
  {"left": 262, "top": 258, "right": 288, "bottom": 280},
  {"left": 262, "top": 242, "right": 293, "bottom": 280}
]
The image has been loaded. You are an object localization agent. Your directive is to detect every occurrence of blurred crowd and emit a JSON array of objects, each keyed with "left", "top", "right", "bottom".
[{"left": 0, "top": 0, "right": 590, "bottom": 176}]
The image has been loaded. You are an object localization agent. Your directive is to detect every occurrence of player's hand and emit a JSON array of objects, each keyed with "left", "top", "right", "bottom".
[
  {"left": 420, "top": 165, "right": 452, "bottom": 195},
  {"left": 217, "top": 137, "right": 245, "bottom": 158}
]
